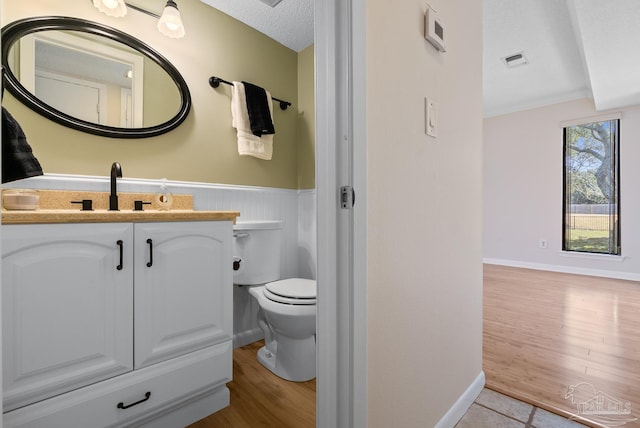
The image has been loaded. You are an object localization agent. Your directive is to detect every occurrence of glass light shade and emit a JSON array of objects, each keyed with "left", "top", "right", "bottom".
[
  {"left": 157, "top": 1, "right": 185, "bottom": 38},
  {"left": 92, "top": 0, "right": 127, "bottom": 18}
]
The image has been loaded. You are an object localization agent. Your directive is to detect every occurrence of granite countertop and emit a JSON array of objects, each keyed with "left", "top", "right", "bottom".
[
  {"left": 2, "top": 209, "right": 240, "bottom": 225},
  {"left": 1, "top": 189, "right": 239, "bottom": 224}
]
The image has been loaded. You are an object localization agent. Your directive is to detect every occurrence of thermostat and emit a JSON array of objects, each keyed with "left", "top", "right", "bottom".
[{"left": 424, "top": 6, "right": 446, "bottom": 52}]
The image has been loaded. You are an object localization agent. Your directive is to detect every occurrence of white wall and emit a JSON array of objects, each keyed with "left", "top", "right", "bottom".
[
  {"left": 365, "top": 0, "right": 484, "bottom": 426},
  {"left": 484, "top": 98, "right": 640, "bottom": 280}
]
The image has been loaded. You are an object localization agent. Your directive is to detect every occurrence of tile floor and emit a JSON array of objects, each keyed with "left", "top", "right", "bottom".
[{"left": 456, "top": 389, "right": 588, "bottom": 428}]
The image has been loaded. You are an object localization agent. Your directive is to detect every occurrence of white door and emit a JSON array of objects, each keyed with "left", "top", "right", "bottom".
[
  {"left": 35, "top": 71, "right": 106, "bottom": 124},
  {"left": 315, "top": 0, "right": 366, "bottom": 427},
  {"left": 134, "top": 222, "right": 233, "bottom": 369},
  {"left": 120, "top": 88, "right": 133, "bottom": 127},
  {"left": 1, "top": 223, "right": 134, "bottom": 412}
]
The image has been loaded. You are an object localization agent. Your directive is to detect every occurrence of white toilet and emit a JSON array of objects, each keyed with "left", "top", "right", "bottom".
[{"left": 233, "top": 221, "right": 316, "bottom": 382}]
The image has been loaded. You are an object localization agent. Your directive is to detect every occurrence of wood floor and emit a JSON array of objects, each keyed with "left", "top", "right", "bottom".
[
  {"left": 484, "top": 264, "right": 640, "bottom": 428},
  {"left": 188, "top": 265, "right": 639, "bottom": 427},
  {"left": 188, "top": 340, "right": 316, "bottom": 428}
]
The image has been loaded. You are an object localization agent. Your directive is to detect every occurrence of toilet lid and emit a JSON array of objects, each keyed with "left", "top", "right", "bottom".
[{"left": 264, "top": 278, "right": 316, "bottom": 305}]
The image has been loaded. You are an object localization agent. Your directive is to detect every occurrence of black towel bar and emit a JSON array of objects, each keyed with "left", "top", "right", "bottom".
[{"left": 209, "top": 76, "right": 291, "bottom": 110}]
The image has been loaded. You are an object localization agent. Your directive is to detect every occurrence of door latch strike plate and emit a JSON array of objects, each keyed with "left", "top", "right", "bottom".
[{"left": 340, "top": 186, "right": 355, "bottom": 209}]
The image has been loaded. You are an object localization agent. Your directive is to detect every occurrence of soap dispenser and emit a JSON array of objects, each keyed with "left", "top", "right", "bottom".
[{"left": 155, "top": 178, "right": 174, "bottom": 210}]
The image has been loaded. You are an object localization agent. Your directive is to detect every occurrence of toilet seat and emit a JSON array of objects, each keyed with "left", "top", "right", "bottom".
[{"left": 264, "top": 278, "right": 316, "bottom": 305}]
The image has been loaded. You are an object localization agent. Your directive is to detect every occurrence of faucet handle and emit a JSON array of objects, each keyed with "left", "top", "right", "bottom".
[
  {"left": 134, "top": 200, "right": 152, "bottom": 211},
  {"left": 71, "top": 199, "right": 93, "bottom": 211}
]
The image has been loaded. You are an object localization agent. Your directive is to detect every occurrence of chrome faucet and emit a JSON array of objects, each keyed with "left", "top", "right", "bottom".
[{"left": 109, "top": 162, "right": 122, "bottom": 211}]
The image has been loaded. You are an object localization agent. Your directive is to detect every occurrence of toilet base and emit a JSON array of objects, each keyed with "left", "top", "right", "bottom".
[
  {"left": 256, "top": 345, "right": 277, "bottom": 373},
  {"left": 256, "top": 335, "right": 316, "bottom": 382}
]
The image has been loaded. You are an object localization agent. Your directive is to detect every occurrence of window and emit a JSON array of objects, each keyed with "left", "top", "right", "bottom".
[{"left": 563, "top": 119, "right": 620, "bottom": 255}]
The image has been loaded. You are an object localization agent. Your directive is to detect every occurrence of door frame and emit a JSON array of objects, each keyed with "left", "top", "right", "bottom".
[{"left": 315, "top": 0, "right": 367, "bottom": 426}]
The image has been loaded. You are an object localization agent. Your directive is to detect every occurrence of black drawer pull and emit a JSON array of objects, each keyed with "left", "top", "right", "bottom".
[
  {"left": 117, "top": 391, "right": 151, "bottom": 409},
  {"left": 146, "top": 239, "right": 153, "bottom": 267},
  {"left": 116, "top": 240, "right": 123, "bottom": 270}
]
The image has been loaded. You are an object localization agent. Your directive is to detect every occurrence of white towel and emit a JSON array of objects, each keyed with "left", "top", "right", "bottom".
[{"left": 231, "top": 82, "right": 274, "bottom": 160}]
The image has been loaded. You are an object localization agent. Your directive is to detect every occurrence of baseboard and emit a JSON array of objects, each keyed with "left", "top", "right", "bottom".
[
  {"left": 233, "top": 328, "right": 264, "bottom": 349},
  {"left": 483, "top": 258, "right": 640, "bottom": 282},
  {"left": 435, "top": 371, "right": 485, "bottom": 428}
]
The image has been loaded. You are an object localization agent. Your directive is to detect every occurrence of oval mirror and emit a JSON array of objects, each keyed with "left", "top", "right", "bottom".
[{"left": 1, "top": 16, "right": 191, "bottom": 138}]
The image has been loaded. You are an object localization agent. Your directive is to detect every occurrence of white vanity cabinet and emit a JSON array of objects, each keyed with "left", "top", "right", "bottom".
[{"left": 2, "top": 220, "right": 233, "bottom": 428}]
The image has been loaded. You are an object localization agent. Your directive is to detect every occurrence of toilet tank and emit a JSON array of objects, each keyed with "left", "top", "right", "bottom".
[{"left": 233, "top": 220, "right": 283, "bottom": 285}]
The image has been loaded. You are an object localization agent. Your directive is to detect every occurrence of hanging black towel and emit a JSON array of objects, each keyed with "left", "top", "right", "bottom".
[
  {"left": 242, "top": 81, "right": 275, "bottom": 137},
  {"left": 2, "top": 107, "right": 43, "bottom": 183}
]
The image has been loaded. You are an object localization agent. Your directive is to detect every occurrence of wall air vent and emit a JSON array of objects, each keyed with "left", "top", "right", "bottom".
[{"left": 502, "top": 51, "right": 528, "bottom": 68}]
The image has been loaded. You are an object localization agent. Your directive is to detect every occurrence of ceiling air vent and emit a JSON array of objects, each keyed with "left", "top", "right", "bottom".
[
  {"left": 258, "top": 0, "right": 284, "bottom": 7},
  {"left": 502, "top": 51, "right": 528, "bottom": 68}
]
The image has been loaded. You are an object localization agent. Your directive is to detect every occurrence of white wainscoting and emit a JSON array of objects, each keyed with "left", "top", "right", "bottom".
[
  {"left": 298, "top": 189, "right": 317, "bottom": 280},
  {"left": 5, "top": 174, "right": 317, "bottom": 347}
]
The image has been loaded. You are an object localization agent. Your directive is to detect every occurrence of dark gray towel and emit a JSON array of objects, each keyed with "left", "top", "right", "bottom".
[
  {"left": 2, "top": 107, "right": 43, "bottom": 183},
  {"left": 242, "top": 81, "right": 275, "bottom": 137}
]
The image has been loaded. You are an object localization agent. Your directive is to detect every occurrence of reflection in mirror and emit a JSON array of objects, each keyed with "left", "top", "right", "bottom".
[
  {"left": 2, "top": 17, "right": 191, "bottom": 138},
  {"left": 19, "top": 31, "right": 145, "bottom": 128}
]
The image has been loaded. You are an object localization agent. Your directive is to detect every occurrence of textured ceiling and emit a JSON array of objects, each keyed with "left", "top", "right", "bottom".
[
  {"left": 483, "top": 0, "right": 589, "bottom": 117},
  {"left": 484, "top": 0, "right": 640, "bottom": 117},
  {"left": 199, "top": 0, "right": 640, "bottom": 115},
  {"left": 199, "top": 0, "right": 313, "bottom": 52}
]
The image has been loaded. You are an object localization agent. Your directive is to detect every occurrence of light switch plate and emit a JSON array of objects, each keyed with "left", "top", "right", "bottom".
[{"left": 425, "top": 97, "right": 438, "bottom": 137}]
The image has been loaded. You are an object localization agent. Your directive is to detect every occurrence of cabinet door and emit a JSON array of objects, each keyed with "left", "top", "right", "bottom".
[
  {"left": 2, "top": 223, "right": 134, "bottom": 412},
  {"left": 134, "top": 221, "right": 233, "bottom": 369}
]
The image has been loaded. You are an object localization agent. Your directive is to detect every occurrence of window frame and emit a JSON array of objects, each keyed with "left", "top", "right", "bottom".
[{"left": 562, "top": 119, "right": 621, "bottom": 256}]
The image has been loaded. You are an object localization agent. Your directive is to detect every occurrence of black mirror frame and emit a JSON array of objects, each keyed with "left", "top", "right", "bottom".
[{"left": 1, "top": 16, "right": 191, "bottom": 139}]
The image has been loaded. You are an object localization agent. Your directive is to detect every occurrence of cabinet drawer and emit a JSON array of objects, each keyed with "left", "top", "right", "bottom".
[{"left": 4, "top": 341, "right": 232, "bottom": 428}]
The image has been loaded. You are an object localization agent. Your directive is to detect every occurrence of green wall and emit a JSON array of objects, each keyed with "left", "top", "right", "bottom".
[
  {"left": 297, "top": 45, "right": 315, "bottom": 189},
  {"left": 1, "top": 0, "right": 315, "bottom": 189}
]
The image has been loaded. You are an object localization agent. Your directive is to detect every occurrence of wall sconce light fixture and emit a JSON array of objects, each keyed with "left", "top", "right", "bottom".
[
  {"left": 92, "top": 0, "right": 185, "bottom": 39},
  {"left": 157, "top": 1, "right": 185, "bottom": 38}
]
